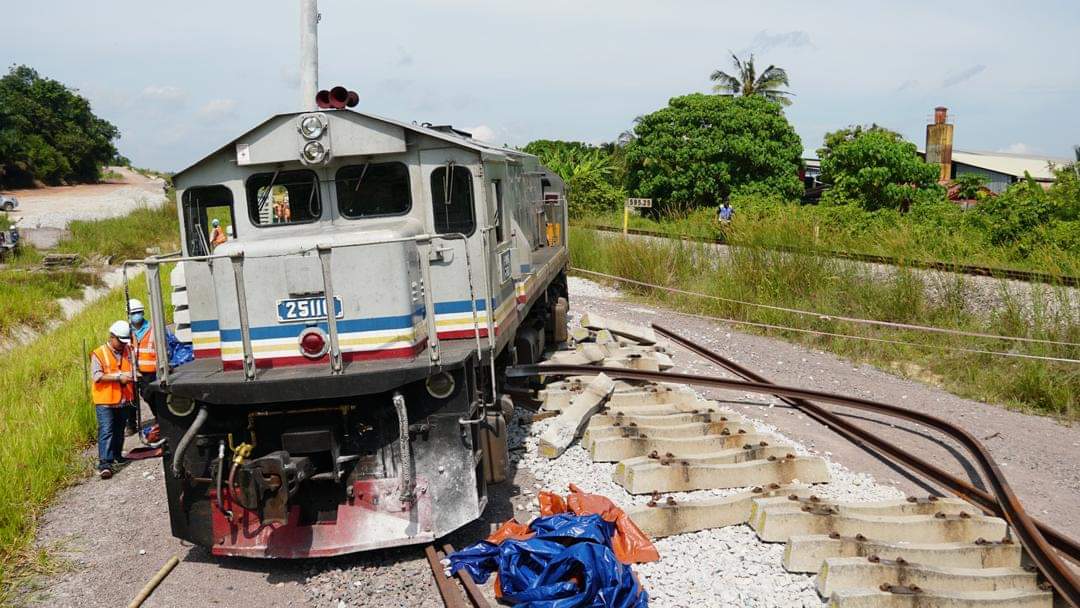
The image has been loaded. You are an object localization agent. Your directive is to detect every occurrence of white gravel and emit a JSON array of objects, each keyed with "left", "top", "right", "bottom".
[{"left": 514, "top": 278, "right": 907, "bottom": 606}]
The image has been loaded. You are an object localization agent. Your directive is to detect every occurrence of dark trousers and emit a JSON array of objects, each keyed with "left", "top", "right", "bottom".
[{"left": 95, "top": 405, "right": 128, "bottom": 470}]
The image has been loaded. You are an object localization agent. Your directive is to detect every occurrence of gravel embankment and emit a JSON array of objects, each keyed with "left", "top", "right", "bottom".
[{"left": 21, "top": 276, "right": 1078, "bottom": 608}]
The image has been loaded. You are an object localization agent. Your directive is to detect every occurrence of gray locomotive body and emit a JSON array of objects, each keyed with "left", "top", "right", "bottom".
[{"left": 152, "top": 109, "right": 568, "bottom": 557}]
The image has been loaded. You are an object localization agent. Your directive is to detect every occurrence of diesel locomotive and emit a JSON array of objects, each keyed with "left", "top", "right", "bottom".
[{"left": 136, "top": 99, "right": 569, "bottom": 557}]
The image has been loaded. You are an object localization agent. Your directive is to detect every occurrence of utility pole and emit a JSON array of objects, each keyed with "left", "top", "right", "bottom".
[{"left": 299, "top": 0, "right": 319, "bottom": 110}]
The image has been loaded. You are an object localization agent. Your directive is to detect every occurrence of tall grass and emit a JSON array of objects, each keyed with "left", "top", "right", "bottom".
[
  {"left": 570, "top": 227, "right": 1080, "bottom": 419},
  {"left": 0, "top": 281, "right": 152, "bottom": 601},
  {"left": 55, "top": 196, "right": 179, "bottom": 262},
  {"left": 0, "top": 269, "right": 101, "bottom": 334},
  {"left": 579, "top": 204, "right": 1080, "bottom": 277}
]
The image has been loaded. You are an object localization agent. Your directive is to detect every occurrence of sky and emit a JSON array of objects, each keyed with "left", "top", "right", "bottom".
[{"left": 5, "top": 0, "right": 1079, "bottom": 171}]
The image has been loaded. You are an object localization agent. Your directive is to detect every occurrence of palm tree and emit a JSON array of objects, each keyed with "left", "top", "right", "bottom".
[{"left": 710, "top": 53, "right": 793, "bottom": 106}]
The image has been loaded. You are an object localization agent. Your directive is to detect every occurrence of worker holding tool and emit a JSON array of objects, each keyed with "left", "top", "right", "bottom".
[
  {"left": 90, "top": 320, "right": 136, "bottom": 479},
  {"left": 125, "top": 299, "right": 157, "bottom": 436}
]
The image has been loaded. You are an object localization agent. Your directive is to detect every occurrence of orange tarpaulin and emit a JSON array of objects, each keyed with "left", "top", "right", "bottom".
[{"left": 539, "top": 484, "right": 660, "bottom": 565}]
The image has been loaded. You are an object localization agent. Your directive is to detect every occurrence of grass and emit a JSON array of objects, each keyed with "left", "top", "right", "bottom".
[
  {"left": 0, "top": 277, "right": 161, "bottom": 603},
  {"left": 579, "top": 204, "right": 1080, "bottom": 278},
  {"left": 0, "top": 194, "right": 179, "bottom": 339},
  {"left": 570, "top": 227, "right": 1080, "bottom": 419}
]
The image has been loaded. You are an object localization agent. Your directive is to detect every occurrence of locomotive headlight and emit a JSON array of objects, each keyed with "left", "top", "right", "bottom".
[
  {"left": 302, "top": 140, "right": 327, "bottom": 164},
  {"left": 298, "top": 114, "right": 326, "bottom": 139},
  {"left": 425, "top": 371, "right": 456, "bottom": 399}
]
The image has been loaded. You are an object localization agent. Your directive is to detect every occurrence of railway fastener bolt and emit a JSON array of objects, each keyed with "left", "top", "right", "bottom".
[
  {"left": 752, "top": 486, "right": 763, "bottom": 493},
  {"left": 809, "top": 495, "right": 820, "bottom": 502},
  {"left": 768, "top": 483, "right": 781, "bottom": 490},
  {"left": 759, "top": 441, "right": 769, "bottom": 447},
  {"left": 906, "top": 496, "right": 918, "bottom": 503},
  {"left": 895, "top": 556, "right": 907, "bottom": 565},
  {"left": 788, "top": 494, "right": 799, "bottom": 501},
  {"left": 879, "top": 582, "right": 891, "bottom": 591},
  {"left": 1040, "top": 582, "right": 1053, "bottom": 591},
  {"left": 855, "top": 534, "right": 867, "bottom": 541},
  {"left": 829, "top": 532, "right": 841, "bottom": 539},
  {"left": 975, "top": 537, "right": 988, "bottom": 545},
  {"left": 666, "top": 496, "right": 676, "bottom": 506},
  {"left": 785, "top": 453, "right": 796, "bottom": 459},
  {"left": 934, "top": 512, "right": 946, "bottom": 519},
  {"left": 959, "top": 511, "right": 971, "bottom": 519},
  {"left": 648, "top": 451, "right": 659, "bottom": 459},
  {"left": 768, "top": 456, "right": 778, "bottom": 462},
  {"left": 868, "top": 555, "right": 880, "bottom": 563}
]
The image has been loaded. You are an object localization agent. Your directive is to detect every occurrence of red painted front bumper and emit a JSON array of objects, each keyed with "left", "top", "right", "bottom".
[{"left": 208, "top": 477, "right": 432, "bottom": 558}]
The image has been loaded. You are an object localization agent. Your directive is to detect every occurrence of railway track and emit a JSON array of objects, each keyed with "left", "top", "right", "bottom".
[
  {"left": 461, "top": 314, "right": 1080, "bottom": 606},
  {"left": 579, "top": 224, "right": 1080, "bottom": 288}
]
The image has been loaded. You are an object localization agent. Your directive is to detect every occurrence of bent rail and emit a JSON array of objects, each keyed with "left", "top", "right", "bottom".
[{"left": 506, "top": 362, "right": 1080, "bottom": 607}]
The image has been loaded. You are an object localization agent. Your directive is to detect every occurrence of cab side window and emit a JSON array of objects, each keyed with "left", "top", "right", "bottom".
[
  {"left": 430, "top": 165, "right": 475, "bottom": 235},
  {"left": 182, "top": 186, "right": 236, "bottom": 256},
  {"left": 245, "top": 170, "right": 321, "bottom": 227}
]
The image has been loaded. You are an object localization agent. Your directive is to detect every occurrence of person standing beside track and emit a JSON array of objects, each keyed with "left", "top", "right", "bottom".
[
  {"left": 90, "top": 321, "right": 136, "bottom": 479},
  {"left": 125, "top": 298, "right": 156, "bottom": 436}
]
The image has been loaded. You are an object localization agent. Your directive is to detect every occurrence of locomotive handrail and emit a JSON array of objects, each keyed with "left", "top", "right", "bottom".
[{"left": 123, "top": 230, "right": 492, "bottom": 382}]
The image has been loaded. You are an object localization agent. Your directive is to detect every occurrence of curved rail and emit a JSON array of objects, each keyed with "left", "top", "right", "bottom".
[
  {"left": 579, "top": 224, "right": 1080, "bottom": 288},
  {"left": 506, "top": 363, "right": 1080, "bottom": 607},
  {"left": 650, "top": 322, "right": 1080, "bottom": 566}
]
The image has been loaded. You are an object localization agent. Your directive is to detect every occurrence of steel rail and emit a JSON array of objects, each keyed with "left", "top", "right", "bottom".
[
  {"left": 579, "top": 224, "right": 1080, "bottom": 287},
  {"left": 506, "top": 363, "right": 1080, "bottom": 606},
  {"left": 650, "top": 322, "right": 1080, "bottom": 566},
  {"left": 425, "top": 544, "right": 467, "bottom": 608}
]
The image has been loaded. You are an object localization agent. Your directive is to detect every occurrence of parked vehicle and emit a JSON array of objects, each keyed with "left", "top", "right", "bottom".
[{"left": 0, "top": 194, "right": 18, "bottom": 211}]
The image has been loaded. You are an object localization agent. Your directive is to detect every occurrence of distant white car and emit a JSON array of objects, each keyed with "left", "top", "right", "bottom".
[{"left": 0, "top": 194, "right": 18, "bottom": 211}]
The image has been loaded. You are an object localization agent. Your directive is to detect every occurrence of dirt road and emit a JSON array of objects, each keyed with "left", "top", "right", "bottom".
[
  {"left": 3, "top": 168, "right": 167, "bottom": 248},
  {"left": 19, "top": 277, "right": 1079, "bottom": 607}
]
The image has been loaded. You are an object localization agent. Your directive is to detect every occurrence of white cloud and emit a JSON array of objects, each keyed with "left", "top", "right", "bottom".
[
  {"left": 741, "top": 30, "right": 814, "bottom": 55},
  {"left": 997, "top": 143, "right": 1036, "bottom": 155},
  {"left": 197, "top": 98, "right": 239, "bottom": 120},
  {"left": 140, "top": 85, "right": 186, "bottom": 105},
  {"left": 466, "top": 124, "right": 497, "bottom": 143}
]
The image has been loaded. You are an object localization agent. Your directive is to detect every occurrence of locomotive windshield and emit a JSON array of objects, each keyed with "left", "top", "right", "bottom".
[
  {"left": 430, "top": 164, "right": 475, "bottom": 235},
  {"left": 335, "top": 162, "right": 411, "bottom": 218},
  {"left": 182, "top": 185, "right": 235, "bottom": 256},
  {"left": 246, "top": 169, "right": 322, "bottom": 226}
]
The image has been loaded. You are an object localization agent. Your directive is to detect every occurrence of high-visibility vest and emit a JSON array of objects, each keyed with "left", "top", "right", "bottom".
[
  {"left": 90, "top": 344, "right": 135, "bottom": 406},
  {"left": 134, "top": 327, "right": 157, "bottom": 374}
]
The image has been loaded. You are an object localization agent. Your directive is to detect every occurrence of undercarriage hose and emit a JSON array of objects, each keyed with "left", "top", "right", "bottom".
[{"left": 171, "top": 406, "right": 208, "bottom": 479}]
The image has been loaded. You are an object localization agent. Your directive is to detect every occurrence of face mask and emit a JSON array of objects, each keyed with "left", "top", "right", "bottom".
[{"left": 130, "top": 312, "right": 144, "bottom": 325}]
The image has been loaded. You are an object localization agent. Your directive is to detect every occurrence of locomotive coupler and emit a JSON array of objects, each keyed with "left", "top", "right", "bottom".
[{"left": 235, "top": 451, "right": 314, "bottom": 524}]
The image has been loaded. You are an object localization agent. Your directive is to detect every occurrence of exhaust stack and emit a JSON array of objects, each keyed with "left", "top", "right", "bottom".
[
  {"left": 925, "top": 106, "right": 954, "bottom": 182},
  {"left": 299, "top": 0, "right": 319, "bottom": 111}
]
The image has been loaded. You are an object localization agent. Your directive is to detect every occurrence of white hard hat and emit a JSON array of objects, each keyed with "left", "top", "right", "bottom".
[
  {"left": 212, "top": 218, "right": 220, "bottom": 227},
  {"left": 128, "top": 298, "right": 144, "bottom": 313},
  {"left": 109, "top": 320, "right": 131, "bottom": 343}
]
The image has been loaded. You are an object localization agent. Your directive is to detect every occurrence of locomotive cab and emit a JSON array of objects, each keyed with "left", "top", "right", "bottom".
[{"left": 145, "top": 109, "right": 568, "bottom": 557}]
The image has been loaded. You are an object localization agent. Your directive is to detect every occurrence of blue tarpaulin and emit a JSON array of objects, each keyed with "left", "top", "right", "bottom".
[
  {"left": 447, "top": 513, "right": 648, "bottom": 607},
  {"left": 166, "top": 331, "right": 193, "bottom": 368}
]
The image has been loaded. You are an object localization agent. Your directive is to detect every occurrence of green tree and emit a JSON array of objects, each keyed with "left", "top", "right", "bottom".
[
  {"left": 952, "top": 173, "right": 988, "bottom": 200},
  {"left": 624, "top": 93, "right": 803, "bottom": 213},
  {"left": 710, "top": 53, "right": 793, "bottom": 106},
  {"left": 817, "top": 125, "right": 941, "bottom": 211},
  {"left": 0, "top": 65, "right": 121, "bottom": 188}
]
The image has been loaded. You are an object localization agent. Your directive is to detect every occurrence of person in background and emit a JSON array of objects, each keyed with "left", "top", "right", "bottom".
[
  {"left": 209, "top": 218, "right": 227, "bottom": 250},
  {"left": 90, "top": 321, "right": 135, "bottom": 479},
  {"left": 125, "top": 299, "right": 156, "bottom": 436},
  {"left": 717, "top": 196, "right": 734, "bottom": 223}
]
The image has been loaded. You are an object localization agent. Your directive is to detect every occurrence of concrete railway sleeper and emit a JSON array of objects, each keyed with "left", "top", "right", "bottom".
[
  {"left": 617, "top": 455, "right": 829, "bottom": 494},
  {"left": 649, "top": 322, "right": 1080, "bottom": 569},
  {"left": 506, "top": 358, "right": 1080, "bottom": 605}
]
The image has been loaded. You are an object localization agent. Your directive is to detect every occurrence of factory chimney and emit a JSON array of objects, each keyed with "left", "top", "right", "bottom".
[
  {"left": 925, "top": 106, "right": 954, "bottom": 182},
  {"left": 299, "top": 0, "right": 319, "bottom": 111}
]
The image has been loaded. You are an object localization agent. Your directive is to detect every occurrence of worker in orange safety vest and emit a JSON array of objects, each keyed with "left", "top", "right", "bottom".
[
  {"left": 90, "top": 320, "right": 135, "bottom": 479},
  {"left": 126, "top": 298, "right": 158, "bottom": 436}
]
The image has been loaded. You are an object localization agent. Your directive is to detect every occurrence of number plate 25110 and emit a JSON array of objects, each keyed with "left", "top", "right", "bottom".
[{"left": 276, "top": 296, "right": 343, "bottom": 323}]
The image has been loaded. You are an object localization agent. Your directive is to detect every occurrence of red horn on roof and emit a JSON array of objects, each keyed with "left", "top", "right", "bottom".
[
  {"left": 345, "top": 90, "right": 359, "bottom": 108},
  {"left": 315, "top": 90, "right": 332, "bottom": 109},
  {"left": 329, "top": 86, "right": 349, "bottom": 109}
]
